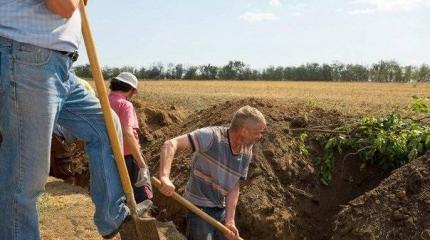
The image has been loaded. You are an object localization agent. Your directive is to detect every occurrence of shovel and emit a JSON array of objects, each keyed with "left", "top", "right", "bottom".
[
  {"left": 151, "top": 177, "right": 244, "bottom": 240},
  {"left": 78, "top": 1, "right": 160, "bottom": 239}
]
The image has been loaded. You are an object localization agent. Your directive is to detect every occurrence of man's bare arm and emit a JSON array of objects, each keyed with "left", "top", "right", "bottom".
[
  {"left": 45, "top": 0, "right": 80, "bottom": 18},
  {"left": 123, "top": 127, "right": 146, "bottom": 168},
  {"left": 224, "top": 181, "right": 240, "bottom": 240},
  {"left": 159, "top": 134, "right": 191, "bottom": 196}
]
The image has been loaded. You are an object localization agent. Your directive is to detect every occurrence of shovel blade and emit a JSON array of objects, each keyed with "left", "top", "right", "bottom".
[{"left": 120, "top": 216, "right": 160, "bottom": 240}]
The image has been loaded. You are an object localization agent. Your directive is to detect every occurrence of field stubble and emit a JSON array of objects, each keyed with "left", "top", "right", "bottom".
[{"left": 132, "top": 81, "right": 430, "bottom": 115}]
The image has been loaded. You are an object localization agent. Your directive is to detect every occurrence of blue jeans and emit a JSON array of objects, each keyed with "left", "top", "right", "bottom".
[
  {"left": 0, "top": 36, "right": 128, "bottom": 239},
  {"left": 186, "top": 206, "right": 226, "bottom": 240}
]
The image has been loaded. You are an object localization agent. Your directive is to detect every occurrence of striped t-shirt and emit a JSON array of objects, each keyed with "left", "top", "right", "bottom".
[{"left": 183, "top": 126, "right": 253, "bottom": 208}]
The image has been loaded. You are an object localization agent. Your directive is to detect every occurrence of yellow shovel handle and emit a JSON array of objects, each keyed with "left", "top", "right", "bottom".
[
  {"left": 78, "top": 1, "right": 135, "bottom": 207},
  {"left": 151, "top": 177, "right": 244, "bottom": 240}
]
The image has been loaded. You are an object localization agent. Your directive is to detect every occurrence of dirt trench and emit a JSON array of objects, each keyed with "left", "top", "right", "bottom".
[
  {"left": 55, "top": 97, "right": 429, "bottom": 240},
  {"left": 137, "top": 97, "right": 391, "bottom": 240}
]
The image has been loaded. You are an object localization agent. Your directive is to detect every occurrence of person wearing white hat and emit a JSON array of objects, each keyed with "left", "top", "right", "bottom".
[{"left": 108, "top": 72, "right": 153, "bottom": 203}]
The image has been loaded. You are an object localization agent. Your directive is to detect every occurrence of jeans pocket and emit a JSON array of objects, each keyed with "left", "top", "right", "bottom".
[{"left": 14, "top": 43, "right": 51, "bottom": 66}]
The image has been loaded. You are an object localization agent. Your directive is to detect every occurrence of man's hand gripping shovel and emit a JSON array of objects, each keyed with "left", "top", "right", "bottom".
[{"left": 152, "top": 177, "right": 244, "bottom": 240}]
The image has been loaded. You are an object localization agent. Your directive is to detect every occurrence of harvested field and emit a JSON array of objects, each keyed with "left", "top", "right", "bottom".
[
  {"left": 88, "top": 80, "right": 430, "bottom": 115},
  {"left": 137, "top": 81, "right": 430, "bottom": 116}
]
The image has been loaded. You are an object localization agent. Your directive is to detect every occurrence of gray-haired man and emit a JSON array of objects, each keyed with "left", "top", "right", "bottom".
[{"left": 159, "top": 106, "right": 266, "bottom": 240}]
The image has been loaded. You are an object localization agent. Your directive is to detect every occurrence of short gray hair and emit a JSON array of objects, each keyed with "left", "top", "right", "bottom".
[{"left": 230, "top": 106, "right": 266, "bottom": 130}]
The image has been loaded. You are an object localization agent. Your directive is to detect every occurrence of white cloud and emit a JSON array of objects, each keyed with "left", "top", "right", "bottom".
[
  {"left": 270, "top": 0, "right": 282, "bottom": 7},
  {"left": 239, "top": 12, "right": 279, "bottom": 22},
  {"left": 349, "top": 0, "right": 428, "bottom": 14}
]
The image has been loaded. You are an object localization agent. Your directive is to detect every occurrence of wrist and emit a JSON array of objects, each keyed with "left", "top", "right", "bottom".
[
  {"left": 225, "top": 219, "right": 235, "bottom": 225},
  {"left": 160, "top": 174, "right": 168, "bottom": 179},
  {"left": 137, "top": 156, "right": 146, "bottom": 168}
]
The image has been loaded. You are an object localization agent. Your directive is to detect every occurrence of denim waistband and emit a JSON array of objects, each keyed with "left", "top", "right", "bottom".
[
  {"left": 0, "top": 35, "right": 78, "bottom": 61},
  {"left": 0, "top": 35, "right": 13, "bottom": 47}
]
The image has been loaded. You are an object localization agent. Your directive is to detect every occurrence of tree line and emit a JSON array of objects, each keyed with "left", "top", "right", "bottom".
[{"left": 74, "top": 60, "right": 430, "bottom": 82}]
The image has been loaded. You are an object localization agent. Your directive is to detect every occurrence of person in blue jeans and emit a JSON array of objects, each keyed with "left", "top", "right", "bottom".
[
  {"left": 158, "top": 106, "right": 266, "bottom": 240},
  {"left": 0, "top": 1, "right": 130, "bottom": 239}
]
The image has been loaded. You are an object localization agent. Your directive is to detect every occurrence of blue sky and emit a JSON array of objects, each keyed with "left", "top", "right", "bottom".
[{"left": 76, "top": 0, "right": 430, "bottom": 68}]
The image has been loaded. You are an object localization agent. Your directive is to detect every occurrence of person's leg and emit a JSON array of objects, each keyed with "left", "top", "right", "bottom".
[
  {"left": 186, "top": 206, "right": 226, "bottom": 240},
  {"left": 186, "top": 210, "right": 215, "bottom": 240},
  {"left": 56, "top": 73, "right": 128, "bottom": 236},
  {"left": 124, "top": 155, "right": 147, "bottom": 203},
  {"left": 212, "top": 207, "right": 227, "bottom": 240},
  {"left": 0, "top": 38, "right": 65, "bottom": 240}
]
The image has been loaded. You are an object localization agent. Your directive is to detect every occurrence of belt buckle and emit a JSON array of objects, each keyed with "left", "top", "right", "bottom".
[{"left": 70, "top": 51, "right": 79, "bottom": 62}]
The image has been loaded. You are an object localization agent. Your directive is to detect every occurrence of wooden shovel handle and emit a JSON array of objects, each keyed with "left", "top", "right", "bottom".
[
  {"left": 151, "top": 177, "right": 244, "bottom": 240},
  {"left": 78, "top": 1, "right": 136, "bottom": 205}
]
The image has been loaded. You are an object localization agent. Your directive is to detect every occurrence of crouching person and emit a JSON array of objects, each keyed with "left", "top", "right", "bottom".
[{"left": 158, "top": 106, "right": 266, "bottom": 240}]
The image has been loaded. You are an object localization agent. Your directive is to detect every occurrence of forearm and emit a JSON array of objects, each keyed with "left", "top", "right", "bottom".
[
  {"left": 225, "top": 181, "right": 240, "bottom": 224},
  {"left": 159, "top": 140, "right": 177, "bottom": 178},
  {"left": 124, "top": 133, "right": 145, "bottom": 168},
  {"left": 45, "top": 0, "right": 80, "bottom": 18}
]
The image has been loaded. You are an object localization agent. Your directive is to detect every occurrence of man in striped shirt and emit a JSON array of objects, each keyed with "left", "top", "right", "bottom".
[{"left": 159, "top": 106, "right": 266, "bottom": 240}]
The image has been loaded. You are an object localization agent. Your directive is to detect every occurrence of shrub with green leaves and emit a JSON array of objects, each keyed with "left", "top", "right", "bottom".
[{"left": 317, "top": 112, "right": 430, "bottom": 185}]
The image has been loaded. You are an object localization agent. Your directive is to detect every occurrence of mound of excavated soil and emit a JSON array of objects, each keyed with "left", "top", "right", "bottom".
[
  {"left": 331, "top": 152, "right": 430, "bottom": 240},
  {"left": 58, "top": 99, "right": 187, "bottom": 188},
  {"left": 142, "top": 97, "right": 385, "bottom": 240},
  {"left": 130, "top": 98, "right": 188, "bottom": 143}
]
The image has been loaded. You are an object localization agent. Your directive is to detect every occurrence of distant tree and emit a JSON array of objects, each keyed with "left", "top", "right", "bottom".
[
  {"left": 331, "top": 62, "right": 344, "bottom": 81},
  {"left": 199, "top": 64, "right": 218, "bottom": 80},
  {"left": 283, "top": 67, "right": 296, "bottom": 81},
  {"left": 219, "top": 61, "right": 246, "bottom": 80},
  {"left": 304, "top": 63, "right": 320, "bottom": 80},
  {"left": 239, "top": 67, "right": 258, "bottom": 80},
  {"left": 164, "top": 63, "right": 175, "bottom": 80},
  {"left": 146, "top": 63, "right": 164, "bottom": 79},
  {"left": 136, "top": 67, "right": 147, "bottom": 79},
  {"left": 76, "top": 60, "right": 429, "bottom": 82},
  {"left": 183, "top": 66, "right": 198, "bottom": 80},
  {"left": 321, "top": 64, "right": 333, "bottom": 81},
  {"left": 173, "top": 64, "right": 184, "bottom": 80},
  {"left": 74, "top": 64, "right": 92, "bottom": 78},
  {"left": 340, "top": 64, "right": 368, "bottom": 81},
  {"left": 402, "top": 65, "right": 414, "bottom": 82},
  {"left": 370, "top": 60, "right": 400, "bottom": 82},
  {"left": 415, "top": 64, "right": 430, "bottom": 82}
]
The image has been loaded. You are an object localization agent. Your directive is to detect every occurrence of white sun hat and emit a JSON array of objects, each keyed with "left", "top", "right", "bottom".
[{"left": 114, "top": 72, "right": 138, "bottom": 89}]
